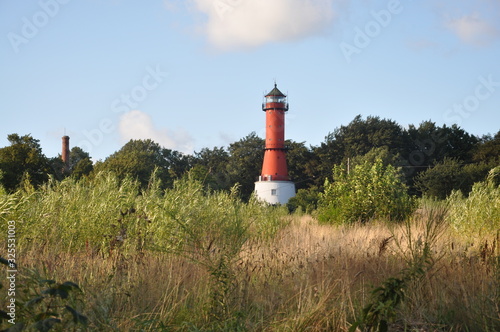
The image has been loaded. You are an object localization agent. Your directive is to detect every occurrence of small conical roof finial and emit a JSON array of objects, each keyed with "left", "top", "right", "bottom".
[{"left": 266, "top": 82, "right": 286, "bottom": 97}]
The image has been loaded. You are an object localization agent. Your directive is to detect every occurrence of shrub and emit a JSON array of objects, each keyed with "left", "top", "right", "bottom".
[
  {"left": 447, "top": 166, "right": 500, "bottom": 236},
  {"left": 286, "top": 186, "right": 320, "bottom": 214},
  {"left": 318, "top": 158, "right": 415, "bottom": 224},
  {"left": 0, "top": 259, "right": 87, "bottom": 331},
  {"left": 415, "top": 157, "right": 492, "bottom": 199}
]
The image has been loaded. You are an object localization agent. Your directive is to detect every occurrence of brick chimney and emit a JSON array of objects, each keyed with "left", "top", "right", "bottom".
[{"left": 62, "top": 135, "right": 70, "bottom": 174}]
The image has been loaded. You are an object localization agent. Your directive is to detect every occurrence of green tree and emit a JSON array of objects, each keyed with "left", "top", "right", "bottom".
[
  {"left": 473, "top": 130, "right": 500, "bottom": 164},
  {"left": 285, "top": 140, "right": 317, "bottom": 190},
  {"left": 0, "top": 134, "right": 52, "bottom": 191},
  {"left": 48, "top": 156, "right": 65, "bottom": 181},
  {"left": 193, "top": 146, "right": 231, "bottom": 190},
  {"left": 287, "top": 186, "right": 320, "bottom": 214},
  {"left": 69, "top": 147, "right": 92, "bottom": 169},
  {"left": 94, "top": 139, "right": 191, "bottom": 188},
  {"left": 314, "top": 115, "right": 408, "bottom": 189},
  {"left": 71, "top": 156, "right": 93, "bottom": 180},
  {"left": 415, "top": 157, "right": 493, "bottom": 199},
  {"left": 318, "top": 157, "right": 414, "bottom": 224},
  {"left": 49, "top": 146, "right": 94, "bottom": 181},
  {"left": 349, "top": 146, "right": 402, "bottom": 170},
  {"left": 405, "top": 122, "right": 479, "bottom": 183},
  {"left": 226, "top": 132, "right": 264, "bottom": 200},
  {"left": 414, "top": 158, "right": 463, "bottom": 199},
  {"left": 187, "top": 164, "right": 220, "bottom": 190},
  {"left": 331, "top": 115, "right": 407, "bottom": 159}
]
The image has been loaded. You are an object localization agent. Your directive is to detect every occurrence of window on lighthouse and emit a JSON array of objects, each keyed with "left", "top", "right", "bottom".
[{"left": 267, "top": 96, "right": 286, "bottom": 103}]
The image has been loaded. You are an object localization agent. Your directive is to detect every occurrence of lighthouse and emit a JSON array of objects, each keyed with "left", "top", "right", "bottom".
[{"left": 254, "top": 83, "right": 296, "bottom": 204}]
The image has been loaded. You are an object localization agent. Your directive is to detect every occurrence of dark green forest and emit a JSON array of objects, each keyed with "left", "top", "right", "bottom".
[{"left": 1, "top": 115, "right": 499, "bottom": 205}]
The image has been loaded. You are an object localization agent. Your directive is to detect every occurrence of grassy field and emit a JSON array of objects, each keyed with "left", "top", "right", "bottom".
[{"left": 1, "top": 174, "right": 499, "bottom": 331}]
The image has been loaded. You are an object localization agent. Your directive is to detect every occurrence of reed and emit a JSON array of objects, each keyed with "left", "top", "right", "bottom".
[{"left": 0, "top": 173, "right": 498, "bottom": 331}]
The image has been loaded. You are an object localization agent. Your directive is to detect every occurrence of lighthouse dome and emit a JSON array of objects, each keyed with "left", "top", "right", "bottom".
[
  {"left": 265, "top": 83, "right": 286, "bottom": 97},
  {"left": 265, "top": 84, "right": 287, "bottom": 104}
]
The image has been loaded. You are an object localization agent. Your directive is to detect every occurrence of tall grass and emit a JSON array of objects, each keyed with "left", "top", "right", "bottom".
[
  {"left": 0, "top": 171, "right": 285, "bottom": 254},
  {"left": 0, "top": 172, "right": 498, "bottom": 331},
  {"left": 3, "top": 215, "right": 497, "bottom": 331},
  {"left": 447, "top": 167, "right": 500, "bottom": 237}
]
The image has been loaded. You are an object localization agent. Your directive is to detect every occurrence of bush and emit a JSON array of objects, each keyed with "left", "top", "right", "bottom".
[
  {"left": 286, "top": 186, "right": 320, "bottom": 214},
  {"left": 0, "top": 259, "right": 87, "bottom": 331},
  {"left": 318, "top": 159, "right": 415, "bottom": 224},
  {"left": 415, "top": 157, "right": 492, "bottom": 199},
  {"left": 447, "top": 166, "right": 500, "bottom": 236}
]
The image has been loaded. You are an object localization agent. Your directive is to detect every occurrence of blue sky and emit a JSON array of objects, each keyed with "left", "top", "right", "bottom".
[{"left": 1, "top": 0, "right": 499, "bottom": 161}]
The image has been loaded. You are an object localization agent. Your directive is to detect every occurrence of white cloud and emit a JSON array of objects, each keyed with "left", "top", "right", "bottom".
[
  {"left": 445, "top": 13, "right": 499, "bottom": 46},
  {"left": 119, "top": 110, "right": 194, "bottom": 153},
  {"left": 191, "top": 0, "right": 336, "bottom": 50}
]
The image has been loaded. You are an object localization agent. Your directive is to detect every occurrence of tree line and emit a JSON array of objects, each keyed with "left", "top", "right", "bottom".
[{"left": 1, "top": 115, "right": 498, "bottom": 203}]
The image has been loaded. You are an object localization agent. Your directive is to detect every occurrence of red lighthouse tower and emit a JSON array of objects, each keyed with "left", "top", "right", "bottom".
[{"left": 254, "top": 84, "right": 295, "bottom": 204}]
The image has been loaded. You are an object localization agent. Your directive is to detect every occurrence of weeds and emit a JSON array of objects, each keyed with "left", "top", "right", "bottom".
[
  {"left": 0, "top": 259, "right": 88, "bottom": 331},
  {"left": 447, "top": 167, "right": 500, "bottom": 237},
  {"left": 0, "top": 172, "right": 498, "bottom": 330},
  {"left": 350, "top": 206, "right": 447, "bottom": 331}
]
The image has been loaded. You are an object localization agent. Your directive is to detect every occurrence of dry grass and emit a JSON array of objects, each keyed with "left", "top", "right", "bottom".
[{"left": 3, "top": 214, "right": 499, "bottom": 331}]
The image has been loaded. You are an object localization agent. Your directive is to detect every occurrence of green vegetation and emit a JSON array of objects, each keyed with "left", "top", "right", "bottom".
[
  {"left": 318, "top": 158, "right": 415, "bottom": 224},
  {"left": 350, "top": 206, "right": 448, "bottom": 331},
  {"left": 0, "top": 115, "right": 498, "bottom": 330},
  {"left": 415, "top": 157, "right": 494, "bottom": 199},
  {"left": 93, "top": 139, "right": 192, "bottom": 189},
  {"left": 0, "top": 260, "right": 88, "bottom": 331},
  {"left": 0, "top": 171, "right": 284, "bottom": 255},
  {"left": 0, "top": 134, "right": 51, "bottom": 192},
  {"left": 0, "top": 171, "right": 499, "bottom": 331},
  {"left": 1, "top": 115, "right": 498, "bottom": 199},
  {"left": 447, "top": 166, "right": 500, "bottom": 236}
]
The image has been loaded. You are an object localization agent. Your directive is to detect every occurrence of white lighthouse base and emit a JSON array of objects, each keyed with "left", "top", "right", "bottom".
[{"left": 254, "top": 181, "right": 295, "bottom": 205}]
